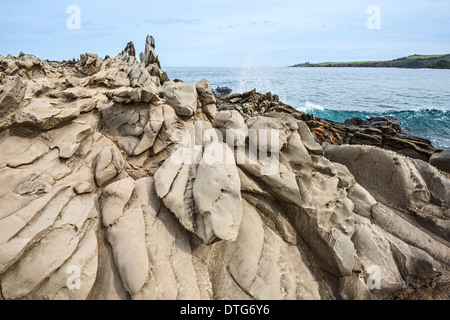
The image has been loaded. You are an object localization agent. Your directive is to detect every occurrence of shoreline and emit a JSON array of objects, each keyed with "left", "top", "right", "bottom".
[{"left": 291, "top": 54, "right": 450, "bottom": 69}]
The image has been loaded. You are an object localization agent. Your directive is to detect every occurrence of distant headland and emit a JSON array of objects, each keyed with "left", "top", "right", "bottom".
[{"left": 291, "top": 54, "right": 450, "bottom": 69}]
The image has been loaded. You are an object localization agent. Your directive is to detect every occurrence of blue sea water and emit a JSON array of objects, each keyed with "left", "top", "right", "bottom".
[{"left": 164, "top": 67, "right": 450, "bottom": 150}]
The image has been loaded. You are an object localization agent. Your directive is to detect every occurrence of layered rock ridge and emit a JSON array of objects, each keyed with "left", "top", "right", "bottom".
[{"left": 0, "top": 37, "right": 449, "bottom": 300}]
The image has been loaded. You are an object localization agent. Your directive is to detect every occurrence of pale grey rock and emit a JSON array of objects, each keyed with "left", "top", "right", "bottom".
[
  {"left": 49, "top": 122, "right": 93, "bottom": 159},
  {"left": 107, "top": 71, "right": 130, "bottom": 88},
  {"left": 196, "top": 78, "right": 216, "bottom": 106},
  {"left": 430, "top": 150, "right": 450, "bottom": 174},
  {"left": 324, "top": 144, "right": 428, "bottom": 209},
  {"left": 88, "top": 229, "right": 130, "bottom": 300},
  {"left": 101, "top": 177, "right": 135, "bottom": 227},
  {"left": 120, "top": 41, "right": 136, "bottom": 58},
  {"left": 128, "top": 64, "right": 160, "bottom": 88},
  {"left": 135, "top": 205, "right": 201, "bottom": 300},
  {"left": 26, "top": 224, "right": 98, "bottom": 300},
  {"left": 411, "top": 158, "right": 450, "bottom": 208},
  {"left": 370, "top": 203, "right": 450, "bottom": 265},
  {"left": 0, "top": 76, "right": 27, "bottom": 130},
  {"left": 239, "top": 155, "right": 301, "bottom": 206},
  {"left": 154, "top": 146, "right": 204, "bottom": 239},
  {"left": 250, "top": 225, "right": 320, "bottom": 300},
  {"left": 105, "top": 87, "right": 139, "bottom": 104},
  {"left": 241, "top": 187, "right": 297, "bottom": 245},
  {"left": 133, "top": 105, "right": 164, "bottom": 156},
  {"left": 0, "top": 54, "right": 50, "bottom": 80},
  {"left": 154, "top": 124, "right": 243, "bottom": 244},
  {"left": 347, "top": 183, "right": 377, "bottom": 219},
  {"left": 125, "top": 178, "right": 202, "bottom": 300},
  {"left": 246, "top": 115, "right": 290, "bottom": 155},
  {"left": 0, "top": 186, "right": 74, "bottom": 275},
  {"left": 15, "top": 148, "right": 71, "bottom": 181},
  {"left": 65, "top": 76, "right": 85, "bottom": 88},
  {"left": 25, "top": 78, "right": 54, "bottom": 98},
  {"left": 100, "top": 103, "right": 150, "bottom": 137},
  {"left": 116, "top": 136, "right": 141, "bottom": 156},
  {"left": 211, "top": 200, "right": 321, "bottom": 300},
  {"left": 284, "top": 130, "right": 311, "bottom": 167},
  {"left": 104, "top": 190, "right": 150, "bottom": 296},
  {"left": 90, "top": 69, "right": 108, "bottom": 85},
  {"left": 73, "top": 181, "right": 92, "bottom": 195},
  {"left": 151, "top": 104, "right": 184, "bottom": 155},
  {"left": 69, "top": 98, "right": 98, "bottom": 114},
  {"left": 296, "top": 121, "right": 323, "bottom": 155},
  {"left": 1, "top": 224, "right": 81, "bottom": 299},
  {"left": 211, "top": 199, "right": 265, "bottom": 298},
  {"left": 384, "top": 229, "right": 439, "bottom": 286},
  {"left": 61, "top": 86, "right": 94, "bottom": 100},
  {"left": 351, "top": 214, "right": 405, "bottom": 298},
  {"left": 163, "top": 82, "right": 197, "bottom": 118},
  {"left": 24, "top": 223, "right": 98, "bottom": 300},
  {"left": 13, "top": 181, "right": 50, "bottom": 196},
  {"left": 338, "top": 276, "right": 372, "bottom": 300},
  {"left": 78, "top": 53, "right": 102, "bottom": 76},
  {"left": 140, "top": 35, "right": 159, "bottom": 68},
  {"left": 13, "top": 99, "right": 80, "bottom": 130},
  {"left": 0, "top": 56, "right": 20, "bottom": 78},
  {"left": 324, "top": 144, "right": 450, "bottom": 243},
  {"left": 16, "top": 54, "right": 48, "bottom": 78},
  {"left": 93, "top": 146, "right": 123, "bottom": 187},
  {"left": 193, "top": 141, "right": 243, "bottom": 242},
  {"left": 214, "top": 110, "right": 248, "bottom": 147},
  {"left": 105, "top": 86, "right": 159, "bottom": 104},
  {"left": 202, "top": 103, "right": 217, "bottom": 120},
  {"left": 0, "top": 131, "right": 49, "bottom": 168},
  {"left": 266, "top": 112, "right": 299, "bottom": 131}
]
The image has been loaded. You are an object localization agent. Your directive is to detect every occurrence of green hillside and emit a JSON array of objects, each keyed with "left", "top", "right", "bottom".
[{"left": 292, "top": 54, "right": 450, "bottom": 69}]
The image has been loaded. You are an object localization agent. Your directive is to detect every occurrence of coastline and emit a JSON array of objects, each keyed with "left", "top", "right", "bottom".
[{"left": 291, "top": 54, "right": 450, "bottom": 69}]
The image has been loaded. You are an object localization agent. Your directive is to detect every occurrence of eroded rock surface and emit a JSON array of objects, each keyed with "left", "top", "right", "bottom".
[{"left": 0, "top": 36, "right": 449, "bottom": 301}]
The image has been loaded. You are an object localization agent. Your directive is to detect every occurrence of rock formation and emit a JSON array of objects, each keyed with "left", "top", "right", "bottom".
[
  {"left": 0, "top": 36, "right": 449, "bottom": 301},
  {"left": 217, "top": 92, "right": 440, "bottom": 163}
]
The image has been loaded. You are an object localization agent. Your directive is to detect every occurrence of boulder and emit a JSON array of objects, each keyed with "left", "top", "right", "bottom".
[
  {"left": 0, "top": 77, "right": 27, "bottom": 130},
  {"left": 93, "top": 146, "right": 123, "bottom": 188},
  {"left": 213, "top": 110, "right": 248, "bottom": 147},
  {"left": 430, "top": 150, "right": 450, "bottom": 173},
  {"left": 78, "top": 53, "right": 102, "bottom": 76},
  {"left": 163, "top": 82, "right": 198, "bottom": 118}
]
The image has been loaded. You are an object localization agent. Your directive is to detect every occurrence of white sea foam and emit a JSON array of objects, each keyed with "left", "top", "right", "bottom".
[{"left": 300, "top": 101, "right": 325, "bottom": 113}]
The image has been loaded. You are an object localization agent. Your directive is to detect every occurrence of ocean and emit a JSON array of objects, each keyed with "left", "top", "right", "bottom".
[{"left": 164, "top": 67, "right": 450, "bottom": 150}]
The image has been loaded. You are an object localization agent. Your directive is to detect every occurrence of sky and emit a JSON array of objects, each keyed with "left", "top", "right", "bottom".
[{"left": 1, "top": 0, "right": 450, "bottom": 67}]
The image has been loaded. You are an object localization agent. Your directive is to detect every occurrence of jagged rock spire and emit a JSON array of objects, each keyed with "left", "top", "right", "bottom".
[
  {"left": 121, "top": 41, "right": 136, "bottom": 57},
  {"left": 140, "top": 35, "right": 160, "bottom": 68},
  {"left": 146, "top": 35, "right": 155, "bottom": 50}
]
